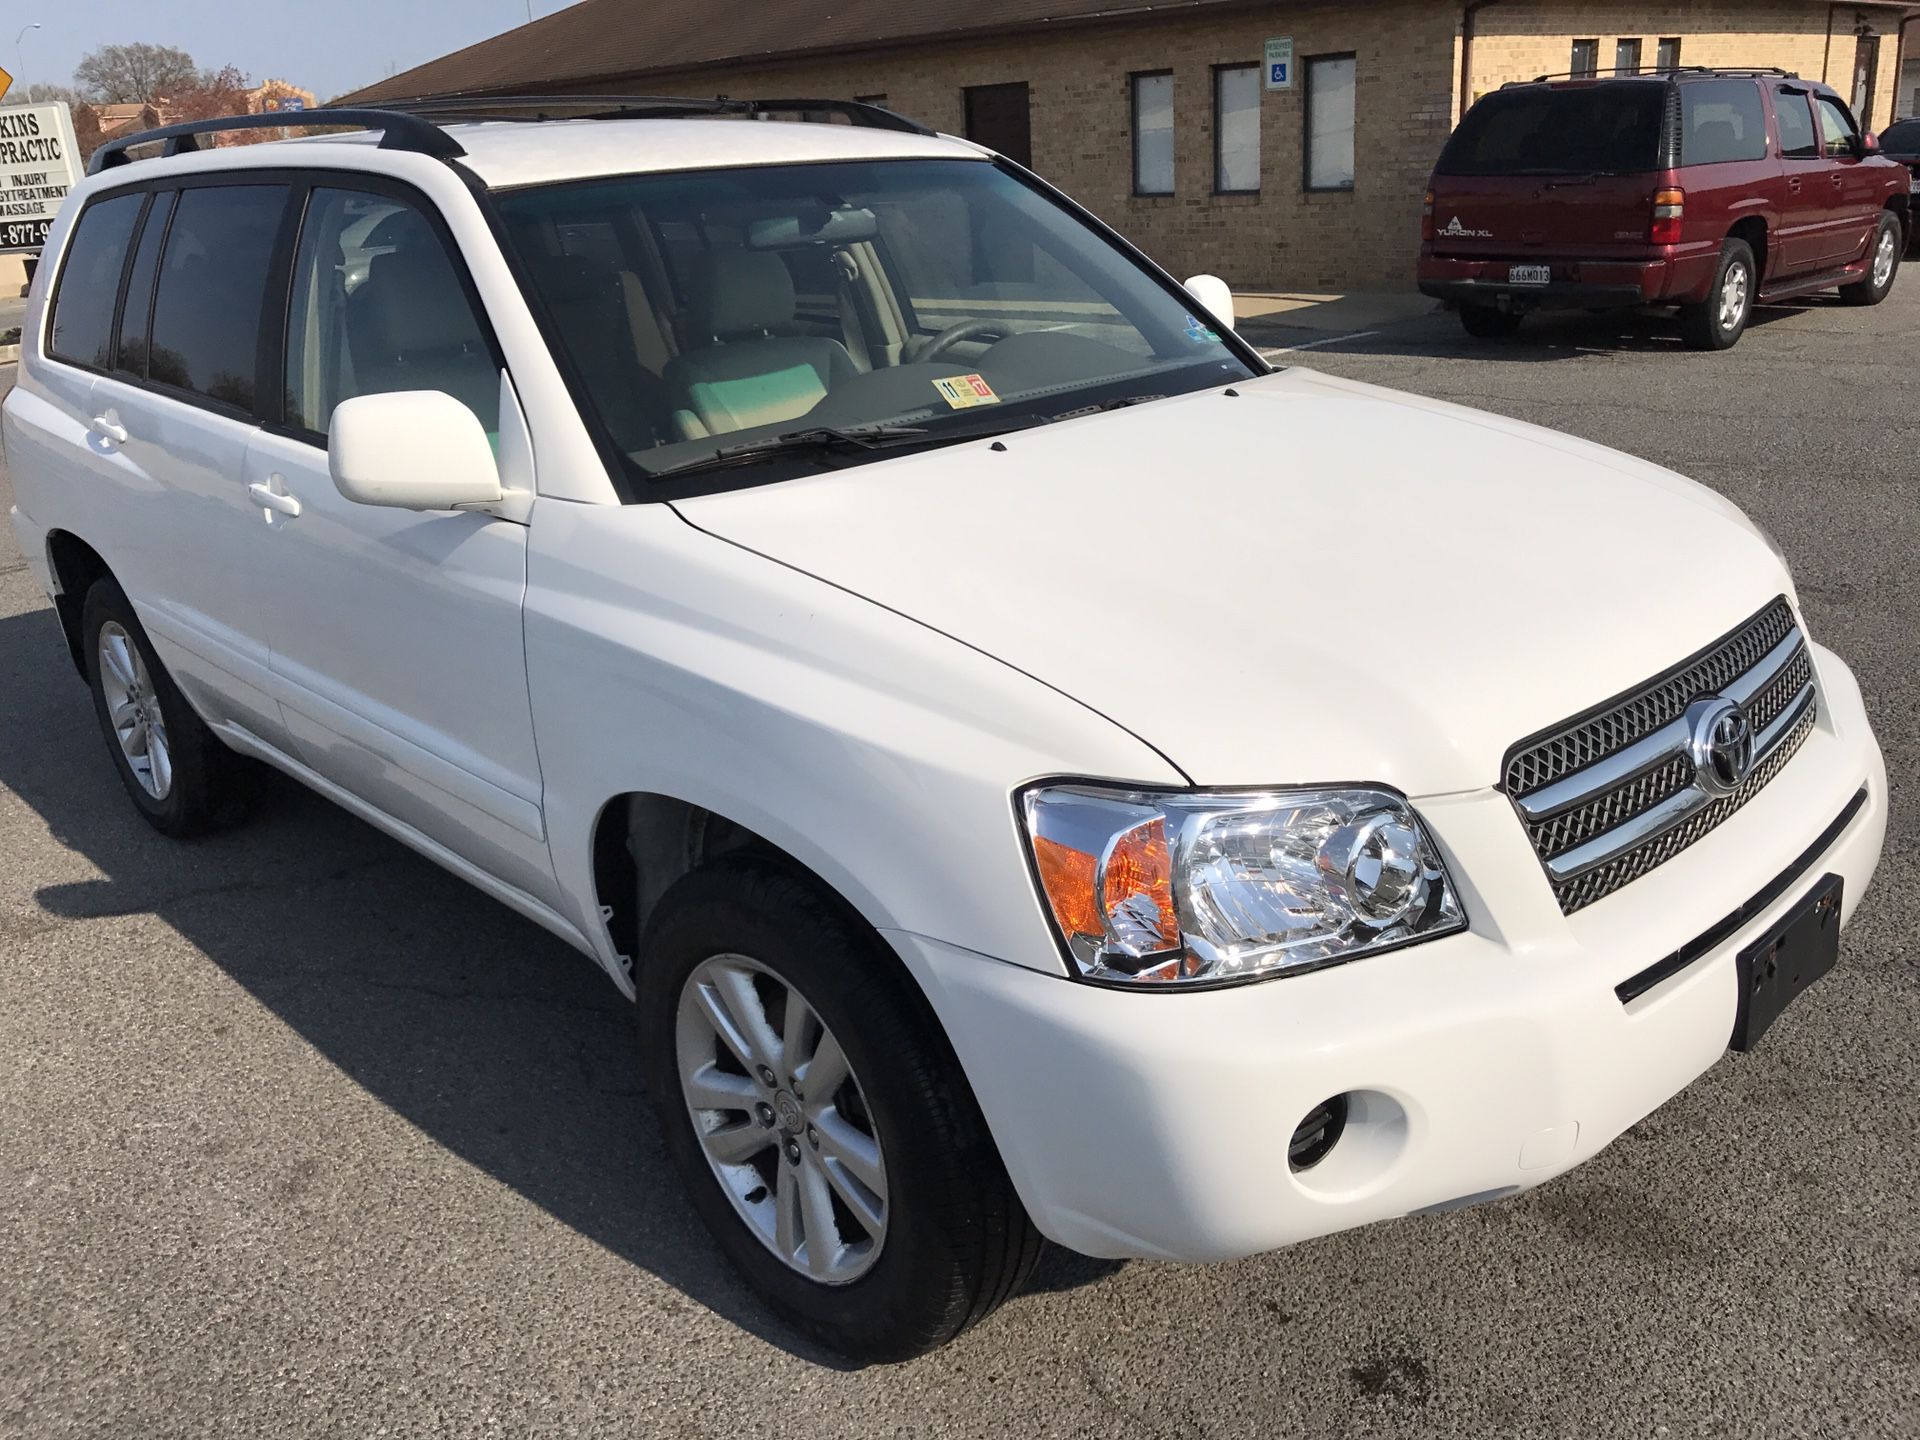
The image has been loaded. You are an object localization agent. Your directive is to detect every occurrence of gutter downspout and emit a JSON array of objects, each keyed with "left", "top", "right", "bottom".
[{"left": 1460, "top": 0, "right": 1506, "bottom": 125}]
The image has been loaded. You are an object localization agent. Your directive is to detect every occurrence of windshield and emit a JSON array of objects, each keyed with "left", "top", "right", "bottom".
[
  {"left": 493, "top": 158, "right": 1255, "bottom": 492},
  {"left": 1438, "top": 85, "right": 1667, "bottom": 176}
]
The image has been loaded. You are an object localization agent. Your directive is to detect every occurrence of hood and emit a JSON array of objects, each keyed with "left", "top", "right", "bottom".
[{"left": 674, "top": 368, "right": 1790, "bottom": 795}]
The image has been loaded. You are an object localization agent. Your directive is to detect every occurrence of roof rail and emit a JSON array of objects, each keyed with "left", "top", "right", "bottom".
[
  {"left": 89, "top": 107, "right": 465, "bottom": 174},
  {"left": 380, "top": 93, "right": 937, "bottom": 136}
]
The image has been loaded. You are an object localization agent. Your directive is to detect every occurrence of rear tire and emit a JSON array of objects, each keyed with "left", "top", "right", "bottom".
[
  {"left": 637, "top": 861, "right": 1042, "bottom": 1362},
  {"left": 1680, "top": 238, "right": 1755, "bottom": 350},
  {"left": 1459, "top": 304, "right": 1524, "bottom": 339},
  {"left": 1840, "top": 213, "right": 1900, "bottom": 306},
  {"left": 81, "top": 577, "right": 256, "bottom": 837}
]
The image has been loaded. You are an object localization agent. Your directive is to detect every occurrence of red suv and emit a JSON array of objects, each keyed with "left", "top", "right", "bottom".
[{"left": 1419, "top": 69, "right": 1909, "bottom": 349}]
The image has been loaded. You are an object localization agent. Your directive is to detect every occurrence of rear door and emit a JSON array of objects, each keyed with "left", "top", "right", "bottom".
[
  {"left": 244, "top": 179, "right": 556, "bottom": 906},
  {"left": 83, "top": 179, "right": 295, "bottom": 745},
  {"left": 1814, "top": 92, "right": 1881, "bottom": 264},
  {"left": 1770, "top": 84, "right": 1830, "bottom": 273},
  {"left": 1429, "top": 82, "right": 1669, "bottom": 263}
]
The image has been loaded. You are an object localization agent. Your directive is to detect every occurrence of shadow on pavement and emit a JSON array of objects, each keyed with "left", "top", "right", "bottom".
[
  {"left": 0, "top": 604, "right": 1114, "bottom": 1369},
  {"left": 1251, "top": 297, "right": 1825, "bottom": 363}
]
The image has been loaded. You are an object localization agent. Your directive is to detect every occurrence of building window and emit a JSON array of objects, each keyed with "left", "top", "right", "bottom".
[
  {"left": 1656, "top": 37, "right": 1683, "bottom": 72},
  {"left": 1303, "top": 53, "right": 1356, "bottom": 191},
  {"left": 1571, "top": 39, "right": 1599, "bottom": 78},
  {"left": 1131, "top": 71, "right": 1175, "bottom": 195},
  {"left": 963, "top": 82, "right": 1031, "bottom": 167},
  {"left": 1213, "top": 63, "right": 1261, "bottom": 193},
  {"left": 1615, "top": 39, "right": 1643, "bottom": 76}
]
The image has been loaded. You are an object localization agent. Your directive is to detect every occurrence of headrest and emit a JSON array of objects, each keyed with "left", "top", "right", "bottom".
[
  {"left": 364, "top": 246, "right": 479, "bottom": 354},
  {"left": 687, "top": 249, "right": 795, "bottom": 340}
]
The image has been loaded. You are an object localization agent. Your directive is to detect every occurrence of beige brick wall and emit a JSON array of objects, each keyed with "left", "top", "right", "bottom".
[
  {"left": 531, "top": 1, "right": 1909, "bottom": 292},
  {"left": 1468, "top": 1, "right": 1909, "bottom": 132},
  {"left": 589, "top": 1, "right": 1459, "bottom": 292}
]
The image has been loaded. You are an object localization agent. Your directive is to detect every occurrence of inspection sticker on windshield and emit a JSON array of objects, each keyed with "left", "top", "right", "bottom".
[
  {"left": 1184, "top": 313, "right": 1221, "bottom": 342},
  {"left": 932, "top": 373, "right": 1001, "bottom": 409}
]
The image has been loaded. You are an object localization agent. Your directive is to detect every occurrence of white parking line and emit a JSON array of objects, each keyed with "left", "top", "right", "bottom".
[{"left": 1261, "top": 329, "right": 1380, "bottom": 354}]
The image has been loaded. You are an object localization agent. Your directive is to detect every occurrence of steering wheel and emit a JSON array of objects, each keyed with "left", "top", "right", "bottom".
[{"left": 906, "top": 319, "right": 1009, "bottom": 364}]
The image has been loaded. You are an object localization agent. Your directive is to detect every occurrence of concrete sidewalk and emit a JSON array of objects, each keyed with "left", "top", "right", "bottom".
[{"left": 1231, "top": 290, "right": 1437, "bottom": 345}]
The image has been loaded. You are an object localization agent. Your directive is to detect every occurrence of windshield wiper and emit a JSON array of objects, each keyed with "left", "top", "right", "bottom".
[
  {"left": 1051, "top": 393, "right": 1166, "bottom": 421},
  {"left": 644, "top": 424, "right": 931, "bottom": 480}
]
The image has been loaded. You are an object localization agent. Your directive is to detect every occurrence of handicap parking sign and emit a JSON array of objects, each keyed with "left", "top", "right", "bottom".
[{"left": 1264, "top": 37, "right": 1294, "bottom": 91}]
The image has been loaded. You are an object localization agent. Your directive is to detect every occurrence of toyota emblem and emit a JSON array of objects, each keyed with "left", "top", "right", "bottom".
[{"left": 1684, "top": 695, "right": 1756, "bottom": 797}]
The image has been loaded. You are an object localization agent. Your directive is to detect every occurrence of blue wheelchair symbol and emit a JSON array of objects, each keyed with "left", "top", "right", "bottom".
[{"left": 1270, "top": 62, "right": 1288, "bottom": 84}]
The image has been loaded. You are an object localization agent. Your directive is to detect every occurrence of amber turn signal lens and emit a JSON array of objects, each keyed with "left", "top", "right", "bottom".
[{"left": 1032, "top": 817, "right": 1178, "bottom": 953}]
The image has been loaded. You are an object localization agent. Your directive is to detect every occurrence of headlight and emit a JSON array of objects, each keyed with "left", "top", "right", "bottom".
[{"left": 1020, "top": 784, "right": 1465, "bottom": 987}]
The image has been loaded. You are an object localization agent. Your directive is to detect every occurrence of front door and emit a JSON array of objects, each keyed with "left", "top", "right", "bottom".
[
  {"left": 1815, "top": 93, "right": 1882, "bottom": 267},
  {"left": 1769, "top": 86, "right": 1829, "bottom": 274},
  {"left": 245, "top": 180, "right": 556, "bottom": 906}
]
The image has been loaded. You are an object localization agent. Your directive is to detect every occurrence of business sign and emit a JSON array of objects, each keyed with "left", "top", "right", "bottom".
[
  {"left": 266, "top": 95, "right": 308, "bottom": 113},
  {"left": 0, "top": 102, "right": 83, "bottom": 252},
  {"left": 1264, "top": 37, "right": 1295, "bottom": 91}
]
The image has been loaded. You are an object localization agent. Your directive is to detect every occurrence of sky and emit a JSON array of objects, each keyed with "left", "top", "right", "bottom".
[{"left": 5, "top": 0, "right": 576, "bottom": 102}]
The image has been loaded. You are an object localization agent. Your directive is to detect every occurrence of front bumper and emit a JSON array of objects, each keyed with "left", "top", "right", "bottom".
[{"left": 892, "top": 642, "right": 1886, "bottom": 1262}]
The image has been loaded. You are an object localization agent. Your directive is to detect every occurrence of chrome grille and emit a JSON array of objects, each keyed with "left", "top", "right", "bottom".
[{"left": 1504, "top": 598, "right": 1817, "bottom": 915}]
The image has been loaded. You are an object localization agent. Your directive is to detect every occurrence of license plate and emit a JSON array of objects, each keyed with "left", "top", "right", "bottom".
[
  {"left": 1731, "top": 874, "right": 1843, "bottom": 1051},
  {"left": 1508, "top": 265, "right": 1552, "bottom": 285}
]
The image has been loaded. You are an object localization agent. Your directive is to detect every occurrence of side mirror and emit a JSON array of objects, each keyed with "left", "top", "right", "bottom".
[
  {"left": 1182, "top": 273, "right": 1236, "bottom": 330},
  {"left": 1861, "top": 131, "right": 1880, "bottom": 154},
  {"left": 329, "top": 391, "right": 503, "bottom": 512}
]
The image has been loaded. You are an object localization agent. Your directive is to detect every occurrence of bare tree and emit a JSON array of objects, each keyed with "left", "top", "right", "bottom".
[
  {"left": 73, "top": 42, "right": 202, "bottom": 102},
  {"left": 19, "top": 82, "right": 86, "bottom": 106}
]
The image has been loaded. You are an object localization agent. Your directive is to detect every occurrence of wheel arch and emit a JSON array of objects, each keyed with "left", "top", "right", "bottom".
[
  {"left": 587, "top": 790, "right": 907, "bottom": 1000},
  {"left": 1727, "top": 216, "right": 1770, "bottom": 284},
  {"left": 43, "top": 529, "right": 113, "bottom": 676}
]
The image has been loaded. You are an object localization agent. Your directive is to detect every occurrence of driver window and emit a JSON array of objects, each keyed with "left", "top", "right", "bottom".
[
  {"left": 284, "top": 188, "right": 500, "bottom": 439},
  {"left": 1816, "top": 96, "right": 1860, "bottom": 155}
]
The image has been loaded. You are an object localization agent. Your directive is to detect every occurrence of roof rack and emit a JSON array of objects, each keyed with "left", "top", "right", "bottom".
[
  {"left": 87, "top": 93, "right": 937, "bottom": 176},
  {"left": 381, "top": 93, "right": 937, "bottom": 136},
  {"left": 89, "top": 106, "right": 466, "bottom": 174},
  {"left": 1515, "top": 64, "right": 1798, "bottom": 85}
]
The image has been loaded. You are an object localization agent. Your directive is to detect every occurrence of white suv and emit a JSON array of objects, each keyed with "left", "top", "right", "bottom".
[{"left": 3, "top": 99, "right": 1887, "bottom": 1361}]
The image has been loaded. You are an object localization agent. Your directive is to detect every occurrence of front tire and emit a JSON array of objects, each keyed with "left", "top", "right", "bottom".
[
  {"left": 1840, "top": 213, "right": 1901, "bottom": 306},
  {"left": 82, "top": 576, "right": 255, "bottom": 837},
  {"left": 1459, "top": 303, "right": 1524, "bottom": 339},
  {"left": 1680, "top": 238, "right": 1756, "bottom": 350},
  {"left": 637, "top": 862, "right": 1041, "bottom": 1362}
]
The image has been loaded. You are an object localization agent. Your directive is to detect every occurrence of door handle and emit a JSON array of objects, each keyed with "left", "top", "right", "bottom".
[
  {"left": 88, "top": 416, "right": 128, "bottom": 444},
  {"left": 248, "top": 479, "right": 302, "bottom": 518},
  {"left": 1787, "top": 177, "right": 1802, "bottom": 192}
]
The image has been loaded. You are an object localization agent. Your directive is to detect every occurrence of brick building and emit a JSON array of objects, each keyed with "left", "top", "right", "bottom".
[{"left": 345, "top": 0, "right": 1920, "bottom": 291}]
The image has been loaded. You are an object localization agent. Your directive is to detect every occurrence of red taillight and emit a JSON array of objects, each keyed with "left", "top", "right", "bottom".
[
  {"left": 1650, "top": 187, "right": 1685, "bottom": 245},
  {"left": 1421, "top": 189, "right": 1435, "bottom": 243}
]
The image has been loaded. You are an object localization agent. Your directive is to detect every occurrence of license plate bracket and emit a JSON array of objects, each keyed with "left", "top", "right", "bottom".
[
  {"left": 1508, "top": 264, "right": 1552, "bottom": 285},
  {"left": 1731, "top": 874, "right": 1843, "bottom": 1052}
]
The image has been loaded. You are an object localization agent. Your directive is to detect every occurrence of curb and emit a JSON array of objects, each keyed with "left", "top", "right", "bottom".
[{"left": 0, "top": 344, "right": 19, "bottom": 365}]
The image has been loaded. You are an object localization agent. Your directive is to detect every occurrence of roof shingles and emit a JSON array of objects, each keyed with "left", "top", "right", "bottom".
[{"left": 342, "top": 0, "right": 1263, "bottom": 103}]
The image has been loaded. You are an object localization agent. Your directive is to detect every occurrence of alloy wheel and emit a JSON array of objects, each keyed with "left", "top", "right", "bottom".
[
  {"left": 97, "top": 622, "right": 173, "bottom": 800},
  {"left": 1873, "top": 227, "right": 1897, "bottom": 290},
  {"left": 1719, "top": 261, "right": 1750, "bottom": 332},
  {"left": 675, "top": 953, "right": 889, "bottom": 1283}
]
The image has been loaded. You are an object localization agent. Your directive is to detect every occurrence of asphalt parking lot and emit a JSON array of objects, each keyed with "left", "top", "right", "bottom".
[{"left": 3, "top": 283, "right": 1917, "bottom": 1438}]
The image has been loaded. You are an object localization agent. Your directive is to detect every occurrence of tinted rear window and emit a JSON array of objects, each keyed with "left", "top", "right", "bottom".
[
  {"left": 148, "top": 184, "right": 289, "bottom": 413},
  {"left": 1879, "top": 118, "right": 1920, "bottom": 152},
  {"left": 1439, "top": 84, "right": 1666, "bottom": 176},
  {"left": 48, "top": 192, "right": 144, "bottom": 370},
  {"left": 1680, "top": 80, "right": 1767, "bottom": 164}
]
